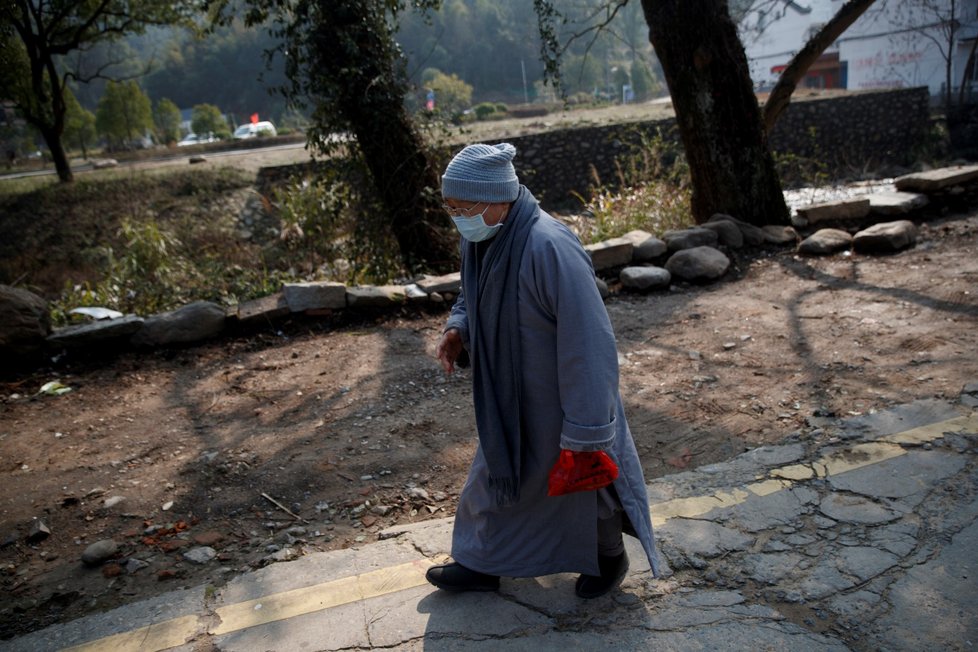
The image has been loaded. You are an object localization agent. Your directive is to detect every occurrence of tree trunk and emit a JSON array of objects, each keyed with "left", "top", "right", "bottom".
[
  {"left": 308, "top": 3, "right": 456, "bottom": 273},
  {"left": 763, "top": 0, "right": 877, "bottom": 132},
  {"left": 36, "top": 123, "right": 73, "bottom": 183},
  {"left": 641, "top": 0, "right": 789, "bottom": 226}
]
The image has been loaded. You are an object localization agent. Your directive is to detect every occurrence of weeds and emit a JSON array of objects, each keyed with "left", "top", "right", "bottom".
[
  {"left": 774, "top": 126, "right": 830, "bottom": 192},
  {"left": 574, "top": 128, "right": 693, "bottom": 244}
]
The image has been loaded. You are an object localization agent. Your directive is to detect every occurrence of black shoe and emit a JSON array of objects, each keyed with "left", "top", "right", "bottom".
[
  {"left": 426, "top": 562, "right": 500, "bottom": 592},
  {"left": 575, "top": 551, "right": 629, "bottom": 599}
]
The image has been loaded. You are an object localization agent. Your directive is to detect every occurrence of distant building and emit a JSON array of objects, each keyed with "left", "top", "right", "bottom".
[{"left": 740, "top": 0, "right": 978, "bottom": 102}]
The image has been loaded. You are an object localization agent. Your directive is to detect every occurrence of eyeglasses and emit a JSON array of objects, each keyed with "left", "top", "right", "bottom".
[{"left": 442, "top": 202, "right": 487, "bottom": 218}]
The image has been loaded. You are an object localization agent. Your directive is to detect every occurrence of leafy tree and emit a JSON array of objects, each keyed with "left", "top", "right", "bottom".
[
  {"left": 630, "top": 59, "right": 657, "bottom": 101},
  {"left": 562, "top": 54, "right": 603, "bottom": 96},
  {"left": 0, "top": 0, "right": 197, "bottom": 181},
  {"left": 154, "top": 98, "right": 182, "bottom": 145},
  {"left": 96, "top": 81, "right": 154, "bottom": 150},
  {"left": 63, "top": 90, "right": 97, "bottom": 159},
  {"left": 191, "top": 103, "right": 228, "bottom": 138},
  {"left": 213, "top": 0, "right": 457, "bottom": 272},
  {"left": 424, "top": 70, "right": 474, "bottom": 118}
]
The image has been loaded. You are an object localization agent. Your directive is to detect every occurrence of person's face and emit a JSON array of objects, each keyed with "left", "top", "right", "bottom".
[{"left": 442, "top": 199, "right": 510, "bottom": 226}]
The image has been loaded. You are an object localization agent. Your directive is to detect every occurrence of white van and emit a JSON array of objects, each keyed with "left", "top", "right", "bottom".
[{"left": 232, "top": 121, "right": 277, "bottom": 139}]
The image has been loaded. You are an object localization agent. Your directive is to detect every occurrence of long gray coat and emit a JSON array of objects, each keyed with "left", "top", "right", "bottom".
[{"left": 444, "top": 208, "right": 661, "bottom": 578}]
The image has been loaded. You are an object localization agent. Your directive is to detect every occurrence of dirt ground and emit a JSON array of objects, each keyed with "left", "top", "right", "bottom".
[
  {"left": 1, "top": 95, "right": 977, "bottom": 638},
  {"left": 1, "top": 205, "right": 977, "bottom": 638}
]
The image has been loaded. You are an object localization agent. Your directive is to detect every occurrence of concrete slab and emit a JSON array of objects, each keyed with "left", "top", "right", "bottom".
[
  {"left": 282, "top": 281, "right": 346, "bottom": 311},
  {"left": 826, "top": 449, "right": 966, "bottom": 498},
  {"left": 795, "top": 198, "right": 871, "bottom": 224},
  {"left": 2, "top": 586, "right": 206, "bottom": 652},
  {"left": 585, "top": 236, "right": 634, "bottom": 270},
  {"left": 415, "top": 273, "right": 461, "bottom": 294},
  {"left": 894, "top": 164, "right": 978, "bottom": 192},
  {"left": 868, "top": 191, "right": 929, "bottom": 215},
  {"left": 873, "top": 519, "right": 978, "bottom": 651}
]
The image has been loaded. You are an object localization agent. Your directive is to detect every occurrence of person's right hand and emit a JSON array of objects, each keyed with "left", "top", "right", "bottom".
[{"left": 436, "top": 328, "right": 463, "bottom": 374}]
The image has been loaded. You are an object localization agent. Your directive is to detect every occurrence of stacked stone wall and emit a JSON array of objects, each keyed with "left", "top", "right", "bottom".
[{"left": 257, "top": 88, "right": 931, "bottom": 208}]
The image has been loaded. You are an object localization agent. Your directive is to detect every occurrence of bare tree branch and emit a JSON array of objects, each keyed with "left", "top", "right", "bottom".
[{"left": 762, "top": 0, "right": 878, "bottom": 133}]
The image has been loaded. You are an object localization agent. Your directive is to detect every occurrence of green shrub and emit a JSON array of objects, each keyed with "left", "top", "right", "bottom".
[{"left": 473, "top": 102, "right": 497, "bottom": 120}]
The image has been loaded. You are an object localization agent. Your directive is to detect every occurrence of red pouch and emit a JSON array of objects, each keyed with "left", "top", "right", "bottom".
[{"left": 547, "top": 449, "right": 619, "bottom": 496}]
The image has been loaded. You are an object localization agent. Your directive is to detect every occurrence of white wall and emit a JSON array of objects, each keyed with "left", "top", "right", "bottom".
[{"left": 740, "top": 0, "right": 978, "bottom": 98}]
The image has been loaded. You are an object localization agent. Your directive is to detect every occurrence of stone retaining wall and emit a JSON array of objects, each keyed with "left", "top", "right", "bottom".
[{"left": 257, "top": 88, "right": 931, "bottom": 208}]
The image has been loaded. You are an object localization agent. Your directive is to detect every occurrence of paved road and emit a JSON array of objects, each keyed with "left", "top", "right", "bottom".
[
  {"left": 0, "top": 141, "right": 311, "bottom": 181},
  {"left": 6, "top": 392, "right": 977, "bottom": 651}
]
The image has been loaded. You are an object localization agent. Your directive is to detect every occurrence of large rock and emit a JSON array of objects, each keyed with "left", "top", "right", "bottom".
[
  {"left": 283, "top": 281, "right": 346, "bottom": 312},
  {"left": 620, "top": 230, "right": 667, "bottom": 262},
  {"left": 663, "top": 227, "right": 719, "bottom": 252},
  {"left": 0, "top": 285, "right": 50, "bottom": 357},
  {"left": 132, "top": 301, "right": 225, "bottom": 347},
  {"left": 47, "top": 315, "right": 144, "bottom": 347},
  {"left": 798, "top": 228, "right": 853, "bottom": 255},
  {"left": 620, "top": 266, "right": 671, "bottom": 291},
  {"left": 708, "top": 214, "right": 767, "bottom": 246},
  {"left": 853, "top": 220, "right": 917, "bottom": 254},
  {"left": 585, "top": 236, "right": 634, "bottom": 270},
  {"left": 762, "top": 225, "right": 800, "bottom": 245},
  {"left": 701, "top": 220, "right": 744, "bottom": 249},
  {"left": 664, "top": 246, "right": 730, "bottom": 282}
]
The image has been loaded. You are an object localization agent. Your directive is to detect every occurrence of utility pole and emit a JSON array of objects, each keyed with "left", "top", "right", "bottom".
[{"left": 521, "top": 59, "right": 529, "bottom": 104}]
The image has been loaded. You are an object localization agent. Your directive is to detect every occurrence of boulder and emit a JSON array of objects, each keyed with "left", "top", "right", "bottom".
[
  {"left": 663, "top": 227, "right": 719, "bottom": 252},
  {"left": 595, "top": 277, "right": 610, "bottom": 300},
  {"left": 708, "top": 214, "right": 767, "bottom": 246},
  {"left": 701, "top": 220, "right": 744, "bottom": 249},
  {"left": 48, "top": 315, "right": 144, "bottom": 347},
  {"left": 585, "top": 236, "right": 634, "bottom": 270},
  {"left": 664, "top": 246, "right": 730, "bottom": 282},
  {"left": 762, "top": 225, "right": 800, "bottom": 245},
  {"left": 620, "top": 266, "right": 672, "bottom": 291},
  {"left": 0, "top": 285, "right": 50, "bottom": 358},
  {"left": 852, "top": 220, "right": 917, "bottom": 254},
  {"left": 798, "top": 229, "right": 853, "bottom": 256},
  {"left": 132, "top": 301, "right": 225, "bottom": 347},
  {"left": 620, "top": 230, "right": 667, "bottom": 262}
]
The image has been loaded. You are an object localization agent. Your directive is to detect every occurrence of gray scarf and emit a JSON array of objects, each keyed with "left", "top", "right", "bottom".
[{"left": 460, "top": 186, "right": 540, "bottom": 507}]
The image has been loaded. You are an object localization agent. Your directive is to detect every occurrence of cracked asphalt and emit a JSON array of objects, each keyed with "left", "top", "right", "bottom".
[{"left": 5, "top": 394, "right": 977, "bottom": 652}]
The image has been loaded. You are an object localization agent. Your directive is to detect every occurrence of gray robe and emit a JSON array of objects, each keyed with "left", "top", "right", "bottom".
[{"left": 445, "top": 207, "right": 661, "bottom": 578}]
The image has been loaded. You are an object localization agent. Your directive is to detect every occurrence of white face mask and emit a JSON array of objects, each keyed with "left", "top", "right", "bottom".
[{"left": 450, "top": 206, "right": 502, "bottom": 242}]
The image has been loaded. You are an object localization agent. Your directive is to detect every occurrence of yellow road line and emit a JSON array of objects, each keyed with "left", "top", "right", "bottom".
[
  {"left": 210, "top": 557, "right": 440, "bottom": 635},
  {"left": 59, "top": 413, "right": 977, "bottom": 651},
  {"left": 62, "top": 615, "right": 199, "bottom": 652}
]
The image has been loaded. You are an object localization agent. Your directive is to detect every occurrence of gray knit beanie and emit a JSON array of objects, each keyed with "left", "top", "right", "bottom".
[{"left": 441, "top": 143, "right": 519, "bottom": 203}]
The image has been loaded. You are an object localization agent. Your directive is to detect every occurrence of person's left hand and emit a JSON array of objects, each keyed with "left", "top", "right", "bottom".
[{"left": 547, "top": 449, "right": 619, "bottom": 496}]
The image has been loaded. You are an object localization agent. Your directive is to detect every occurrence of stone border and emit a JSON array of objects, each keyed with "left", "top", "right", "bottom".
[{"left": 3, "top": 165, "right": 973, "bottom": 361}]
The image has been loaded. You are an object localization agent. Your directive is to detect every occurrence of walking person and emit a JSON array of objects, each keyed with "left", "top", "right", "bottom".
[{"left": 427, "top": 142, "right": 660, "bottom": 598}]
